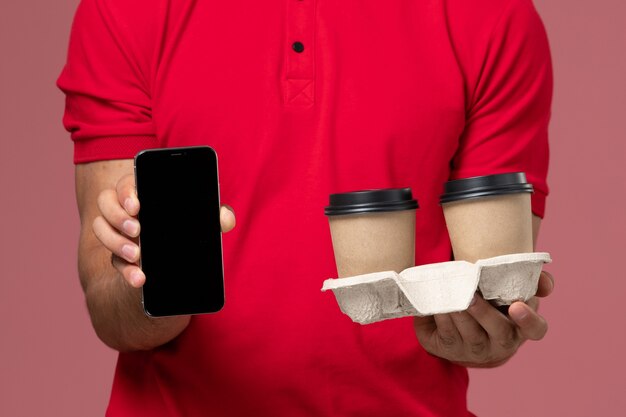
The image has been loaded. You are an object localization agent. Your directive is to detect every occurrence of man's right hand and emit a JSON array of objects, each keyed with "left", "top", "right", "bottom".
[
  {"left": 92, "top": 173, "right": 236, "bottom": 289},
  {"left": 75, "top": 159, "right": 235, "bottom": 351}
]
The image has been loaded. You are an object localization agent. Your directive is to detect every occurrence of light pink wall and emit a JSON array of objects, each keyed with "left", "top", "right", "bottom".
[
  {"left": 0, "top": 1, "right": 116, "bottom": 416},
  {"left": 469, "top": 1, "right": 626, "bottom": 416},
  {"left": 0, "top": 1, "right": 624, "bottom": 416}
]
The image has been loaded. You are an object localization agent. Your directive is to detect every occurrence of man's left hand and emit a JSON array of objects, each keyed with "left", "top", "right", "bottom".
[{"left": 413, "top": 271, "right": 555, "bottom": 368}]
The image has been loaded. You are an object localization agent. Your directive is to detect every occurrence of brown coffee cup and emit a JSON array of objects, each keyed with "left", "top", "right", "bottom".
[
  {"left": 325, "top": 188, "right": 418, "bottom": 278},
  {"left": 440, "top": 172, "right": 534, "bottom": 264}
]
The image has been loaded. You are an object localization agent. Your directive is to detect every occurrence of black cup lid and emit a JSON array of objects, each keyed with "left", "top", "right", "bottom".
[
  {"left": 440, "top": 172, "right": 533, "bottom": 204},
  {"left": 325, "top": 188, "right": 418, "bottom": 216}
]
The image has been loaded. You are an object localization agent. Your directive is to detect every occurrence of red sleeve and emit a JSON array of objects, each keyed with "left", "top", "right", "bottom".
[
  {"left": 57, "top": 0, "right": 158, "bottom": 164},
  {"left": 450, "top": 0, "right": 553, "bottom": 218}
]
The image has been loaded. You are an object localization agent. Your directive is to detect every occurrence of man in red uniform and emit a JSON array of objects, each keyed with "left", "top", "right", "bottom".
[{"left": 58, "top": 0, "right": 554, "bottom": 415}]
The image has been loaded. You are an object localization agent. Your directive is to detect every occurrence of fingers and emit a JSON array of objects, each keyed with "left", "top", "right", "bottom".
[
  {"left": 451, "top": 309, "right": 489, "bottom": 359},
  {"left": 93, "top": 216, "right": 140, "bottom": 264},
  {"left": 433, "top": 314, "right": 461, "bottom": 348},
  {"left": 414, "top": 315, "right": 468, "bottom": 362},
  {"left": 535, "top": 270, "right": 555, "bottom": 298},
  {"left": 467, "top": 296, "right": 513, "bottom": 334},
  {"left": 467, "top": 296, "right": 519, "bottom": 353},
  {"left": 414, "top": 293, "right": 549, "bottom": 367},
  {"left": 97, "top": 189, "right": 140, "bottom": 238},
  {"left": 413, "top": 314, "right": 462, "bottom": 360},
  {"left": 93, "top": 173, "right": 146, "bottom": 288},
  {"left": 116, "top": 174, "right": 140, "bottom": 216},
  {"left": 220, "top": 205, "right": 236, "bottom": 233},
  {"left": 413, "top": 316, "right": 437, "bottom": 339},
  {"left": 509, "top": 301, "right": 548, "bottom": 341},
  {"left": 526, "top": 296, "right": 540, "bottom": 311},
  {"left": 112, "top": 255, "right": 145, "bottom": 288}
]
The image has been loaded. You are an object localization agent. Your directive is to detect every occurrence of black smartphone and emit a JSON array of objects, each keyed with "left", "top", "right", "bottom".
[{"left": 134, "top": 146, "right": 224, "bottom": 317}]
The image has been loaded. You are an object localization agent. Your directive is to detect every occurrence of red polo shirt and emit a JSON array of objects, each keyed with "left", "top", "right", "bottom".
[{"left": 58, "top": 0, "right": 551, "bottom": 415}]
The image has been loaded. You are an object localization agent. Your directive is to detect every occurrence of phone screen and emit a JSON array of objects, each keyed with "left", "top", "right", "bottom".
[{"left": 135, "top": 146, "right": 224, "bottom": 317}]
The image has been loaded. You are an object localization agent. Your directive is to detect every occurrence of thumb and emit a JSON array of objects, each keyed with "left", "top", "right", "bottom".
[{"left": 220, "top": 205, "right": 236, "bottom": 233}]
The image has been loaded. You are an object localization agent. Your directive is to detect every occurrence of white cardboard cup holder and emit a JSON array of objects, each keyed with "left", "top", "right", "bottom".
[
  {"left": 476, "top": 253, "right": 551, "bottom": 306},
  {"left": 322, "top": 252, "right": 551, "bottom": 325}
]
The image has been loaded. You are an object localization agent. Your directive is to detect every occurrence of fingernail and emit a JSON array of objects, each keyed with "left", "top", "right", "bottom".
[
  {"left": 125, "top": 197, "right": 138, "bottom": 213},
  {"left": 122, "top": 244, "right": 138, "bottom": 261},
  {"left": 123, "top": 220, "right": 139, "bottom": 236},
  {"left": 130, "top": 270, "right": 143, "bottom": 287},
  {"left": 222, "top": 208, "right": 235, "bottom": 222},
  {"left": 220, "top": 208, "right": 236, "bottom": 230},
  {"left": 512, "top": 305, "right": 529, "bottom": 321}
]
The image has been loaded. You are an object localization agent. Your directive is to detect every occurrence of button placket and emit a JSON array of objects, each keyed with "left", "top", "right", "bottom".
[{"left": 284, "top": 0, "right": 316, "bottom": 106}]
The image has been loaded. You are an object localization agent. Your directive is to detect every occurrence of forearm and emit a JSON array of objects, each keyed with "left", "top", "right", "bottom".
[{"left": 79, "top": 239, "right": 189, "bottom": 352}]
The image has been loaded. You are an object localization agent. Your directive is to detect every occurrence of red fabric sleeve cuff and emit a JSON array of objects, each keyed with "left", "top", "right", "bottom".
[{"left": 74, "top": 135, "right": 160, "bottom": 164}]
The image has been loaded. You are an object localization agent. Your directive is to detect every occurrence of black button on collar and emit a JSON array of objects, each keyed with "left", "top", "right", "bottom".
[{"left": 292, "top": 41, "right": 304, "bottom": 53}]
